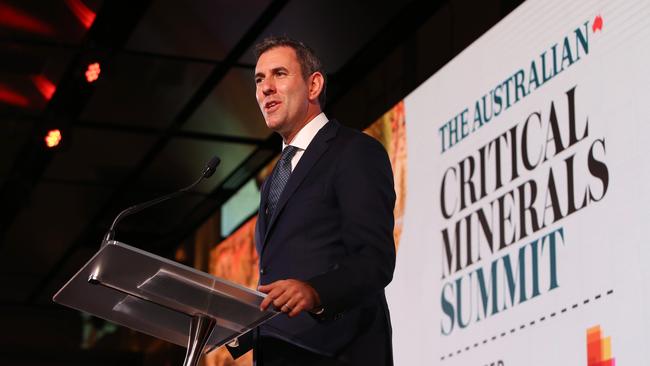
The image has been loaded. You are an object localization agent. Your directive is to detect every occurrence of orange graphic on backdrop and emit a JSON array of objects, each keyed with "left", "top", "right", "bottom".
[
  {"left": 364, "top": 101, "right": 407, "bottom": 249},
  {"left": 587, "top": 325, "right": 615, "bottom": 366},
  {"left": 204, "top": 218, "right": 259, "bottom": 366}
]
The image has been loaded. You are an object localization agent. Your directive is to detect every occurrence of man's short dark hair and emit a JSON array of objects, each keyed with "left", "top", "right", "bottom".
[{"left": 254, "top": 36, "right": 327, "bottom": 108}]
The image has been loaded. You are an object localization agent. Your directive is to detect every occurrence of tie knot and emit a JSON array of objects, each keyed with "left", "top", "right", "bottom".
[{"left": 281, "top": 145, "right": 298, "bottom": 162}]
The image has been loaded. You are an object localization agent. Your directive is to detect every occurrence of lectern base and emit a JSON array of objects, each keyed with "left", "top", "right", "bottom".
[{"left": 183, "top": 315, "right": 217, "bottom": 366}]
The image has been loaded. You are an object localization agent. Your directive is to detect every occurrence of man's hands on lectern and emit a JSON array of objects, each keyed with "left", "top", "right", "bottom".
[{"left": 259, "top": 279, "right": 321, "bottom": 318}]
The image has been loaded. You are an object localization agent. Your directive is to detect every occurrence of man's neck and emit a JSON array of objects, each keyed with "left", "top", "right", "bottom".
[{"left": 282, "top": 109, "right": 322, "bottom": 144}]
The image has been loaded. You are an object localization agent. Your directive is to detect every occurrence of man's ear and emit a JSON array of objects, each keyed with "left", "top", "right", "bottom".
[{"left": 308, "top": 72, "right": 324, "bottom": 103}]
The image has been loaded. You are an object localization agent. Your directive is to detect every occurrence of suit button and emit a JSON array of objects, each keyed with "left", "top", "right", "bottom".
[{"left": 260, "top": 267, "right": 266, "bottom": 275}]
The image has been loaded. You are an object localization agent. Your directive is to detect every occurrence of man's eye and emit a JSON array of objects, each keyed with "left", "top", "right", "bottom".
[{"left": 255, "top": 78, "right": 262, "bottom": 84}]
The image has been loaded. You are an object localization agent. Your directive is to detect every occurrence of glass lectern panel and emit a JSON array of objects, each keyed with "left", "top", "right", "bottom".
[{"left": 53, "top": 241, "right": 277, "bottom": 350}]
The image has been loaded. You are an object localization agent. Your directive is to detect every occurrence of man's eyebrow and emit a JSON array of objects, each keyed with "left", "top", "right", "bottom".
[
  {"left": 255, "top": 66, "right": 289, "bottom": 78},
  {"left": 271, "top": 66, "right": 288, "bottom": 73}
]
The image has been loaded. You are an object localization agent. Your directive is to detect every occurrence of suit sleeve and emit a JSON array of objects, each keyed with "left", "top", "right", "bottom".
[
  {"left": 224, "top": 330, "right": 254, "bottom": 360},
  {"left": 307, "top": 134, "right": 396, "bottom": 315}
]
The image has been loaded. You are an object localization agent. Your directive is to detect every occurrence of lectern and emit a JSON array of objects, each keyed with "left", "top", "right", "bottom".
[{"left": 53, "top": 240, "right": 278, "bottom": 366}]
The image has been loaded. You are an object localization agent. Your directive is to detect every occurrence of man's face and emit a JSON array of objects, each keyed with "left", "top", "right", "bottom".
[{"left": 255, "top": 46, "right": 311, "bottom": 138}]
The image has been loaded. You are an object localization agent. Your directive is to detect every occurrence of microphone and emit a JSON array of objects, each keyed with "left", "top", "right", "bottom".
[{"left": 101, "top": 156, "right": 221, "bottom": 247}]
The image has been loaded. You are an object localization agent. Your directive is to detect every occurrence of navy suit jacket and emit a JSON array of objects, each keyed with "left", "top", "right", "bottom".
[{"left": 232, "top": 120, "right": 396, "bottom": 365}]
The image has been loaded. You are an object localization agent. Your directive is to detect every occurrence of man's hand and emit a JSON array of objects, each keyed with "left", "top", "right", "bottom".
[{"left": 258, "top": 279, "right": 321, "bottom": 318}]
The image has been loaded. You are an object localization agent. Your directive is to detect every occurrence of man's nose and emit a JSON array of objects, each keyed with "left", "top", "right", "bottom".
[{"left": 261, "top": 79, "right": 275, "bottom": 95}]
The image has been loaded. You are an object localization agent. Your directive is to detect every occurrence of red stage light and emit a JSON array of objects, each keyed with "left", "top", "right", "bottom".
[
  {"left": 0, "top": 84, "right": 29, "bottom": 107},
  {"left": 0, "top": 3, "right": 54, "bottom": 36},
  {"left": 64, "top": 0, "right": 96, "bottom": 29},
  {"left": 85, "top": 62, "right": 101, "bottom": 83},
  {"left": 45, "top": 129, "right": 62, "bottom": 148},
  {"left": 31, "top": 75, "right": 56, "bottom": 100}
]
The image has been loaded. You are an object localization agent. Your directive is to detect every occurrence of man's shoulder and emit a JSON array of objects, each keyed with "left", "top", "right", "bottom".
[
  {"left": 329, "top": 120, "right": 385, "bottom": 150},
  {"left": 324, "top": 120, "right": 391, "bottom": 174}
]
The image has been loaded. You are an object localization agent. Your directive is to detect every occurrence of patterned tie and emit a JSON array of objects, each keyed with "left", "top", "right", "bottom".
[{"left": 266, "top": 145, "right": 299, "bottom": 219}]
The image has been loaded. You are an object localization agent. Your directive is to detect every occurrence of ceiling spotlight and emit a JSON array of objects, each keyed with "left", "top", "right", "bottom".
[
  {"left": 85, "top": 62, "right": 101, "bottom": 83},
  {"left": 45, "top": 129, "right": 62, "bottom": 148}
]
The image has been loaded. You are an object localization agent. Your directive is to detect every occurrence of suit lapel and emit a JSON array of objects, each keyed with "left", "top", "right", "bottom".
[
  {"left": 256, "top": 179, "right": 272, "bottom": 254},
  {"left": 261, "top": 120, "right": 339, "bottom": 253}
]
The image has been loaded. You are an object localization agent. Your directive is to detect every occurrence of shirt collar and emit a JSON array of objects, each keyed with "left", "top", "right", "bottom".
[{"left": 282, "top": 112, "right": 329, "bottom": 151}]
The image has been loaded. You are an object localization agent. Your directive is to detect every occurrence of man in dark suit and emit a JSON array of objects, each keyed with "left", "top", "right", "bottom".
[{"left": 229, "top": 36, "right": 396, "bottom": 366}]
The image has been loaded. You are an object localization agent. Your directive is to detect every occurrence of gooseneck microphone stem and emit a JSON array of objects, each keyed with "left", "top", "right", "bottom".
[
  {"left": 102, "top": 156, "right": 220, "bottom": 247},
  {"left": 102, "top": 175, "right": 203, "bottom": 244}
]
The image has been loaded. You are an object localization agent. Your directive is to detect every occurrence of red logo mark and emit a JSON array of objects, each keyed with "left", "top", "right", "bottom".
[
  {"left": 592, "top": 15, "right": 603, "bottom": 33},
  {"left": 587, "top": 325, "right": 615, "bottom": 366}
]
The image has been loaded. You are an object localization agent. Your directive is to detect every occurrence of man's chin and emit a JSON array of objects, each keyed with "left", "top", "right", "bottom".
[{"left": 264, "top": 118, "right": 284, "bottom": 132}]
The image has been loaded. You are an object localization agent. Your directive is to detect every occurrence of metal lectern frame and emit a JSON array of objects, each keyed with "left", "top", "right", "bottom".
[{"left": 53, "top": 240, "right": 278, "bottom": 366}]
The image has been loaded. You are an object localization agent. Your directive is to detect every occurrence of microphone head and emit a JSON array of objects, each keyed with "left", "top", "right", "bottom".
[{"left": 203, "top": 156, "right": 221, "bottom": 178}]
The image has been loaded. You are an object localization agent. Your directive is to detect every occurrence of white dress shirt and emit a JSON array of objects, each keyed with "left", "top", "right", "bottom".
[{"left": 282, "top": 112, "right": 329, "bottom": 171}]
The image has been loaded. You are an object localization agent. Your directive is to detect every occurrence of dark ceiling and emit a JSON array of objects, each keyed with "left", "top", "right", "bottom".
[{"left": 0, "top": 0, "right": 522, "bottom": 364}]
